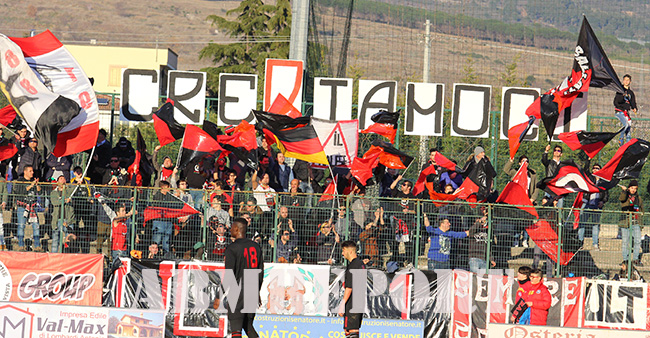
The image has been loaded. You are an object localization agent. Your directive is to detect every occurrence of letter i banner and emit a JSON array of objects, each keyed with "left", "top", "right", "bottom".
[{"left": 0, "top": 251, "right": 103, "bottom": 306}]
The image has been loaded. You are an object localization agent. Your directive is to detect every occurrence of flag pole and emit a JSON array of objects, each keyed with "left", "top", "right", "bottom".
[{"left": 175, "top": 131, "right": 187, "bottom": 170}]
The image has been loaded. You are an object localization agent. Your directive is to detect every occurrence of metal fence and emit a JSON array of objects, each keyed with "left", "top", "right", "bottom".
[{"left": 1, "top": 182, "right": 647, "bottom": 281}]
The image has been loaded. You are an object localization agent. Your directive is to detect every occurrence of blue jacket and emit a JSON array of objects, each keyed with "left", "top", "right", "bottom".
[{"left": 426, "top": 226, "right": 467, "bottom": 262}]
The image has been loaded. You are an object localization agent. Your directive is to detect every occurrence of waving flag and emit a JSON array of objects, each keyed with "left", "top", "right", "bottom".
[
  {"left": 412, "top": 164, "right": 437, "bottom": 197},
  {"left": 525, "top": 17, "right": 622, "bottom": 141},
  {"left": 456, "top": 160, "right": 495, "bottom": 202},
  {"left": 593, "top": 138, "right": 650, "bottom": 181},
  {"left": 496, "top": 161, "right": 538, "bottom": 218},
  {"left": 426, "top": 185, "right": 460, "bottom": 207},
  {"left": 144, "top": 195, "right": 199, "bottom": 223},
  {"left": 350, "top": 147, "right": 382, "bottom": 186},
  {"left": 558, "top": 128, "right": 623, "bottom": 159},
  {"left": 538, "top": 160, "right": 602, "bottom": 196},
  {"left": 152, "top": 100, "right": 184, "bottom": 147},
  {"left": 0, "top": 105, "right": 17, "bottom": 127},
  {"left": 217, "top": 119, "right": 259, "bottom": 170},
  {"left": 269, "top": 93, "right": 302, "bottom": 118},
  {"left": 571, "top": 192, "right": 584, "bottom": 230},
  {"left": 0, "top": 138, "right": 17, "bottom": 162},
  {"left": 526, "top": 219, "right": 579, "bottom": 265},
  {"left": 252, "top": 110, "right": 328, "bottom": 165},
  {"left": 360, "top": 110, "right": 399, "bottom": 143},
  {"left": 9, "top": 30, "right": 99, "bottom": 157},
  {"left": 177, "top": 125, "right": 224, "bottom": 170},
  {"left": 368, "top": 139, "right": 413, "bottom": 169},
  {"left": 318, "top": 178, "right": 337, "bottom": 203}
]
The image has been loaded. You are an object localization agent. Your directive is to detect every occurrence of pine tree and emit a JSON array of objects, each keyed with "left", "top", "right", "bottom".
[{"left": 199, "top": 0, "right": 291, "bottom": 93}]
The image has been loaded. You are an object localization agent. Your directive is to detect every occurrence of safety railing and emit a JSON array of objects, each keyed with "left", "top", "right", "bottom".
[{"left": 1, "top": 182, "right": 647, "bottom": 281}]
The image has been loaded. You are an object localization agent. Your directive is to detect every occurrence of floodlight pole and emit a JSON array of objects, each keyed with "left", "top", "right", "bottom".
[{"left": 418, "top": 20, "right": 432, "bottom": 170}]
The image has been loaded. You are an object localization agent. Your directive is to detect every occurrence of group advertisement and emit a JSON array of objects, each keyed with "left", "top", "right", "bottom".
[{"left": 0, "top": 252, "right": 104, "bottom": 306}]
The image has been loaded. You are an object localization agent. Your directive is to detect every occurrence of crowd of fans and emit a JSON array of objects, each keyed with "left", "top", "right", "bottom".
[{"left": 0, "top": 122, "right": 646, "bottom": 281}]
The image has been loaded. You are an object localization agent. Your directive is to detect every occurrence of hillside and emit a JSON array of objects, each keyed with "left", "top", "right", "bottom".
[{"left": 1, "top": 0, "right": 647, "bottom": 117}]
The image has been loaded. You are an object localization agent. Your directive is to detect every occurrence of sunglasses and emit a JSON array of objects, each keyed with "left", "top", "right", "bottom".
[
  {"left": 283, "top": 233, "right": 290, "bottom": 235},
  {"left": 111, "top": 159, "right": 119, "bottom": 162},
  {"left": 554, "top": 149, "right": 562, "bottom": 153}
]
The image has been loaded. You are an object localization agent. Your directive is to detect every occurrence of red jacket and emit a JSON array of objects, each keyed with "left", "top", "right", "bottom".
[{"left": 523, "top": 281, "right": 552, "bottom": 325}]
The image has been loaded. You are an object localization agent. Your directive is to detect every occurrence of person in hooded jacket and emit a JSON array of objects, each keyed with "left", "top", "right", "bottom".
[{"left": 511, "top": 266, "right": 532, "bottom": 324}]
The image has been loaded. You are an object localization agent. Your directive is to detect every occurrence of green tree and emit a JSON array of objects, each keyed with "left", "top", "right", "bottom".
[
  {"left": 460, "top": 56, "right": 479, "bottom": 84},
  {"left": 199, "top": 0, "right": 291, "bottom": 94}
]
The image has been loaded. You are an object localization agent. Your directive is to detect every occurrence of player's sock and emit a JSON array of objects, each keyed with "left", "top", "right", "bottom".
[
  {"left": 349, "top": 332, "right": 359, "bottom": 338},
  {"left": 232, "top": 331, "right": 242, "bottom": 338},
  {"left": 345, "top": 333, "right": 351, "bottom": 338}
]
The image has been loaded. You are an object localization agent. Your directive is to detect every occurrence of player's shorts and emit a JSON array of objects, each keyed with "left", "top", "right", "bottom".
[
  {"left": 344, "top": 312, "right": 363, "bottom": 331},
  {"left": 228, "top": 313, "right": 257, "bottom": 336}
]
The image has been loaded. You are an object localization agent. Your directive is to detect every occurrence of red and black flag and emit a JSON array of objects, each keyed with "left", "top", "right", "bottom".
[
  {"left": 593, "top": 138, "right": 650, "bottom": 181},
  {"left": 538, "top": 160, "right": 602, "bottom": 196},
  {"left": 0, "top": 138, "right": 17, "bottom": 162},
  {"left": 350, "top": 147, "right": 382, "bottom": 186},
  {"left": 202, "top": 120, "right": 222, "bottom": 140},
  {"left": 368, "top": 139, "right": 413, "bottom": 169},
  {"left": 526, "top": 219, "right": 578, "bottom": 266},
  {"left": 360, "top": 110, "right": 399, "bottom": 143},
  {"left": 152, "top": 100, "right": 185, "bottom": 147},
  {"left": 128, "top": 129, "right": 156, "bottom": 186},
  {"left": 508, "top": 117, "right": 536, "bottom": 160},
  {"left": 427, "top": 185, "right": 461, "bottom": 207},
  {"left": 496, "top": 161, "right": 538, "bottom": 218},
  {"left": 571, "top": 192, "right": 584, "bottom": 230},
  {"left": 558, "top": 128, "right": 623, "bottom": 159},
  {"left": 217, "top": 120, "right": 259, "bottom": 170},
  {"left": 177, "top": 125, "right": 224, "bottom": 170},
  {"left": 253, "top": 110, "right": 328, "bottom": 165},
  {"left": 143, "top": 195, "right": 200, "bottom": 224},
  {"left": 412, "top": 164, "right": 437, "bottom": 197}
]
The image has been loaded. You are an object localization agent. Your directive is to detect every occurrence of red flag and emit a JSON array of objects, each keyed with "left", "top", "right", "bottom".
[
  {"left": 508, "top": 119, "right": 535, "bottom": 160},
  {"left": 0, "top": 105, "right": 17, "bottom": 127},
  {"left": 539, "top": 160, "right": 602, "bottom": 196},
  {"left": 496, "top": 184, "right": 538, "bottom": 218},
  {"left": 360, "top": 123, "right": 397, "bottom": 143},
  {"left": 351, "top": 149, "right": 382, "bottom": 185},
  {"left": 433, "top": 152, "right": 456, "bottom": 171},
  {"left": 144, "top": 203, "right": 200, "bottom": 223},
  {"left": 455, "top": 177, "right": 480, "bottom": 201},
  {"left": 526, "top": 219, "right": 577, "bottom": 265},
  {"left": 0, "top": 141, "right": 17, "bottom": 162},
  {"left": 217, "top": 120, "right": 258, "bottom": 151},
  {"left": 319, "top": 179, "right": 337, "bottom": 202},
  {"left": 571, "top": 192, "right": 584, "bottom": 230},
  {"left": 269, "top": 94, "right": 302, "bottom": 118},
  {"left": 427, "top": 184, "right": 460, "bottom": 207},
  {"left": 496, "top": 161, "right": 538, "bottom": 217},
  {"left": 366, "top": 140, "right": 414, "bottom": 169},
  {"left": 412, "top": 164, "right": 437, "bottom": 196}
]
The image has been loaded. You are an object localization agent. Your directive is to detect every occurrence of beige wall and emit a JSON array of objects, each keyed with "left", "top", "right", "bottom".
[{"left": 65, "top": 44, "right": 177, "bottom": 94}]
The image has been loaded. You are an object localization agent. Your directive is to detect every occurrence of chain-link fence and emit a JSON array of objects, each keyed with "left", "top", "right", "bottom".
[{"left": 2, "top": 182, "right": 648, "bottom": 281}]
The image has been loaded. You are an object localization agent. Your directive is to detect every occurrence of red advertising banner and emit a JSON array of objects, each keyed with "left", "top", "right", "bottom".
[{"left": 0, "top": 252, "right": 103, "bottom": 306}]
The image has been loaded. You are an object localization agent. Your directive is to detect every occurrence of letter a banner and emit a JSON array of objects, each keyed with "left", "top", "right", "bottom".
[{"left": 0, "top": 252, "right": 103, "bottom": 306}]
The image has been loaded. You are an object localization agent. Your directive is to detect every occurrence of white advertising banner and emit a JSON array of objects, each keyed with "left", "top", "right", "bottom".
[{"left": 488, "top": 323, "right": 650, "bottom": 338}]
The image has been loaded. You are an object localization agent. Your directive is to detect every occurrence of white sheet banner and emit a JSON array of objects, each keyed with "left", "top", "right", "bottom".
[
  {"left": 258, "top": 263, "right": 331, "bottom": 316},
  {"left": 358, "top": 80, "right": 397, "bottom": 130},
  {"left": 313, "top": 77, "right": 353, "bottom": 121},
  {"left": 167, "top": 70, "right": 206, "bottom": 124},
  {"left": 217, "top": 73, "right": 258, "bottom": 126},
  {"left": 499, "top": 87, "right": 540, "bottom": 140},
  {"left": 120, "top": 68, "right": 159, "bottom": 122},
  {"left": 451, "top": 83, "right": 492, "bottom": 138},
  {"left": 404, "top": 82, "right": 444, "bottom": 136},
  {"left": 264, "top": 59, "right": 303, "bottom": 112}
]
